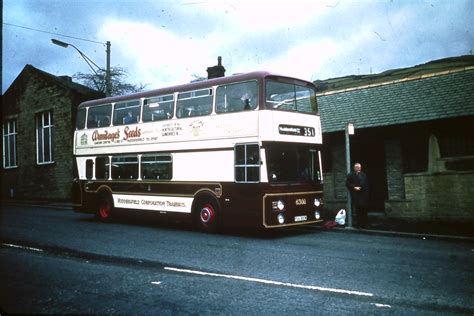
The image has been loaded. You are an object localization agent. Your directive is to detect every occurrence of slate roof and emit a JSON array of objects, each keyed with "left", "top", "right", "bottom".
[
  {"left": 317, "top": 67, "right": 474, "bottom": 133},
  {"left": 3, "top": 64, "right": 103, "bottom": 99}
]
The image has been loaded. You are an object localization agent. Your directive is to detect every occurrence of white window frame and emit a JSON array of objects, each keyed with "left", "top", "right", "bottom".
[
  {"left": 3, "top": 119, "right": 18, "bottom": 169},
  {"left": 36, "top": 111, "right": 54, "bottom": 165},
  {"left": 234, "top": 143, "right": 260, "bottom": 183}
]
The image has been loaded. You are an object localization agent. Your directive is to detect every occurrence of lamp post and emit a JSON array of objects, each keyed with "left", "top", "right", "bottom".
[
  {"left": 51, "top": 38, "right": 112, "bottom": 97},
  {"left": 345, "top": 122, "right": 355, "bottom": 228}
]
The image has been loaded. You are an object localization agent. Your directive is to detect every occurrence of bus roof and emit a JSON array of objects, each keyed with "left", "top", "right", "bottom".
[{"left": 78, "top": 71, "right": 316, "bottom": 108}]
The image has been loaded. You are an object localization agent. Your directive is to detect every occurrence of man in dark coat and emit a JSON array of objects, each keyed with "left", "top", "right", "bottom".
[{"left": 346, "top": 162, "right": 369, "bottom": 228}]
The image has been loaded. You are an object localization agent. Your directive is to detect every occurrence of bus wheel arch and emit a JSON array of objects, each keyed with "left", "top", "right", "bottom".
[
  {"left": 192, "top": 193, "right": 221, "bottom": 233},
  {"left": 96, "top": 188, "right": 114, "bottom": 222}
]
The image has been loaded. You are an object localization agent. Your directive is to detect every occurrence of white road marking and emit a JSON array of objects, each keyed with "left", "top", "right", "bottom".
[
  {"left": 164, "top": 267, "right": 374, "bottom": 297},
  {"left": 0, "top": 243, "right": 375, "bottom": 299},
  {"left": 1, "top": 243, "right": 43, "bottom": 252},
  {"left": 371, "top": 303, "right": 392, "bottom": 308}
]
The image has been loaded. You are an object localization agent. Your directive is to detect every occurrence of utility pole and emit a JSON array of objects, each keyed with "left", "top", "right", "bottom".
[
  {"left": 52, "top": 38, "right": 112, "bottom": 96},
  {"left": 105, "top": 41, "right": 111, "bottom": 97},
  {"left": 345, "top": 122, "right": 354, "bottom": 228}
]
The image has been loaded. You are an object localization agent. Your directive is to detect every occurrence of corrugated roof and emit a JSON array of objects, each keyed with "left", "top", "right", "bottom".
[{"left": 317, "top": 68, "right": 474, "bottom": 133}]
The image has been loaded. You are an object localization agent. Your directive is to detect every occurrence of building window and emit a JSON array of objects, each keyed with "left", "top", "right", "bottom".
[
  {"left": 3, "top": 120, "right": 18, "bottom": 168},
  {"left": 36, "top": 111, "right": 54, "bottom": 164}
]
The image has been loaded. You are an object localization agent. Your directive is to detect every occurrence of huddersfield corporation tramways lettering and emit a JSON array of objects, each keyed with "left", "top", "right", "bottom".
[{"left": 118, "top": 198, "right": 186, "bottom": 208}]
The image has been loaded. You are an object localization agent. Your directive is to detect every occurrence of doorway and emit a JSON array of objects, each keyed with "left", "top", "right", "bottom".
[{"left": 350, "top": 135, "right": 388, "bottom": 212}]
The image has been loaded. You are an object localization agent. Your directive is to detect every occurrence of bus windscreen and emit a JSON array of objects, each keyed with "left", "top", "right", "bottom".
[
  {"left": 266, "top": 143, "right": 322, "bottom": 183},
  {"left": 265, "top": 80, "right": 317, "bottom": 114}
]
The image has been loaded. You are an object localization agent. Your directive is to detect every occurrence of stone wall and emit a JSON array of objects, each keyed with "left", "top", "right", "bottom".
[
  {"left": 2, "top": 72, "right": 75, "bottom": 201},
  {"left": 384, "top": 139, "right": 405, "bottom": 199},
  {"left": 385, "top": 171, "right": 474, "bottom": 220},
  {"left": 322, "top": 141, "right": 349, "bottom": 216}
]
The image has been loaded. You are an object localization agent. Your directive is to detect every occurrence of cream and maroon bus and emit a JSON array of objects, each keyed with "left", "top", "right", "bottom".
[{"left": 72, "top": 71, "right": 325, "bottom": 232}]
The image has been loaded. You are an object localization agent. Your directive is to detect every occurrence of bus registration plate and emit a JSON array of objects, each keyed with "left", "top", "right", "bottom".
[{"left": 294, "top": 215, "right": 307, "bottom": 222}]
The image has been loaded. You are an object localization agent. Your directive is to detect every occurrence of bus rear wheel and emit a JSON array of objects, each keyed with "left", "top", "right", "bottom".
[
  {"left": 195, "top": 199, "right": 220, "bottom": 233},
  {"left": 97, "top": 196, "right": 113, "bottom": 222}
]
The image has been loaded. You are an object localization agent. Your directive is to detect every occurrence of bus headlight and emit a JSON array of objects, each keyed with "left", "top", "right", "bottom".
[
  {"left": 314, "top": 211, "right": 321, "bottom": 220},
  {"left": 277, "top": 200, "right": 285, "bottom": 211},
  {"left": 314, "top": 198, "right": 321, "bottom": 207},
  {"left": 277, "top": 213, "right": 285, "bottom": 224}
]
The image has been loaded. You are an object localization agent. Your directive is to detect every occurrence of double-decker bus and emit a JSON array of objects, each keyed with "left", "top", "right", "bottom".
[{"left": 73, "top": 71, "right": 324, "bottom": 232}]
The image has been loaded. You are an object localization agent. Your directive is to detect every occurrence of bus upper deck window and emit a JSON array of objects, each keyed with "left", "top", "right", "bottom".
[
  {"left": 216, "top": 81, "right": 258, "bottom": 113},
  {"left": 76, "top": 108, "right": 87, "bottom": 130},
  {"left": 87, "top": 104, "right": 112, "bottom": 129},
  {"left": 114, "top": 100, "right": 140, "bottom": 126},
  {"left": 265, "top": 80, "right": 317, "bottom": 114},
  {"left": 176, "top": 89, "right": 212, "bottom": 118},
  {"left": 143, "top": 95, "right": 174, "bottom": 122}
]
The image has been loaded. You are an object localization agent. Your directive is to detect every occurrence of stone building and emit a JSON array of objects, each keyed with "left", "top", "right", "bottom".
[
  {"left": 317, "top": 56, "right": 474, "bottom": 221},
  {"left": 2, "top": 64, "right": 103, "bottom": 201}
]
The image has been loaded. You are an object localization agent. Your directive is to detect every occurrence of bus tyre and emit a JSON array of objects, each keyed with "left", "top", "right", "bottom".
[
  {"left": 195, "top": 199, "right": 220, "bottom": 233},
  {"left": 97, "top": 195, "right": 114, "bottom": 222}
]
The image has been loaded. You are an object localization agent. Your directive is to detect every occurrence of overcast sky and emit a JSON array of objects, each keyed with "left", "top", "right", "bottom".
[{"left": 3, "top": 0, "right": 474, "bottom": 93}]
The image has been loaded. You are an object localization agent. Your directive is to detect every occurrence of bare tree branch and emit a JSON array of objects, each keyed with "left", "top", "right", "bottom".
[{"left": 73, "top": 66, "right": 147, "bottom": 96}]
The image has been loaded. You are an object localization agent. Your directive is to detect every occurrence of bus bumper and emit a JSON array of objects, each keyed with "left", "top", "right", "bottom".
[{"left": 262, "top": 191, "right": 324, "bottom": 228}]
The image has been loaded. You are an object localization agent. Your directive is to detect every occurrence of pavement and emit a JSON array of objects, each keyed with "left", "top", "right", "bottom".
[
  {"left": 323, "top": 213, "right": 474, "bottom": 242},
  {"left": 1, "top": 199, "right": 473, "bottom": 242}
]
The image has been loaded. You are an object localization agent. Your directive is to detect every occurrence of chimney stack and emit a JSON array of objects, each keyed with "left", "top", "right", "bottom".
[
  {"left": 58, "top": 75, "right": 73, "bottom": 84},
  {"left": 207, "top": 56, "right": 226, "bottom": 79}
]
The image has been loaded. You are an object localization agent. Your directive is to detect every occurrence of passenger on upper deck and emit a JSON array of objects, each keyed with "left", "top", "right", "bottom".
[
  {"left": 123, "top": 111, "right": 136, "bottom": 124},
  {"left": 241, "top": 93, "right": 252, "bottom": 110}
]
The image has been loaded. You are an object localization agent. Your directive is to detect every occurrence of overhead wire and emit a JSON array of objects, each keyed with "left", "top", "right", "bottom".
[{"left": 3, "top": 22, "right": 104, "bottom": 45}]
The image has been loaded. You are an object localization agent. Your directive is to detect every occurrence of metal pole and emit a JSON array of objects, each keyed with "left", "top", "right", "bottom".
[
  {"left": 345, "top": 125, "right": 353, "bottom": 227},
  {"left": 51, "top": 38, "right": 111, "bottom": 95},
  {"left": 105, "top": 41, "right": 111, "bottom": 96}
]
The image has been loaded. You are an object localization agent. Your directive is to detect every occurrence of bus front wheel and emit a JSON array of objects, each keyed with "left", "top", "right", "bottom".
[
  {"left": 97, "top": 195, "right": 114, "bottom": 222},
  {"left": 195, "top": 199, "right": 220, "bottom": 233}
]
